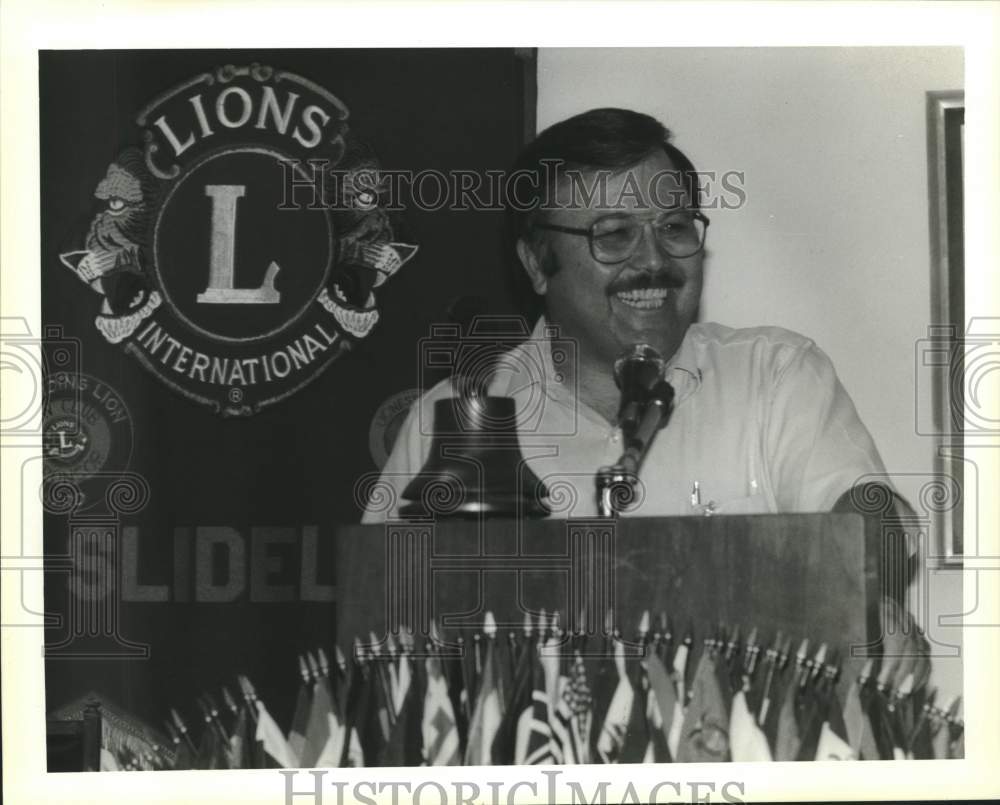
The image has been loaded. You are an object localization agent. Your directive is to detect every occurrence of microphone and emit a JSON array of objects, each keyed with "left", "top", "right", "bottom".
[
  {"left": 613, "top": 344, "right": 667, "bottom": 435},
  {"left": 596, "top": 349, "right": 674, "bottom": 516},
  {"left": 620, "top": 379, "right": 675, "bottom": 475}
]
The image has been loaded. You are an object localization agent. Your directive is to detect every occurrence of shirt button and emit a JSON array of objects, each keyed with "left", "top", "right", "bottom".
[{"left": 610, "top": 431, "right": 620, "bottom": 443}]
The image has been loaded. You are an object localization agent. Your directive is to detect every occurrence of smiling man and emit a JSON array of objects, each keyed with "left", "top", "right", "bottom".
[
  {"left": 514, "top": 122, "right": 705, "bottom": 430},
  {"left": 362, "top": 108, "right": 890, "bottom": 522}
]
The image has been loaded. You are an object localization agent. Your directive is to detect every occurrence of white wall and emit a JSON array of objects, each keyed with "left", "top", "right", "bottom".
[{"left": 537, "top": 47, "right": 964, "bottom": 700}]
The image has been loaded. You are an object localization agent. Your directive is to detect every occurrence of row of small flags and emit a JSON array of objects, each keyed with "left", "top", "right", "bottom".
[{"left": 100, "top": 610, "right": 963, "bottom": 770}]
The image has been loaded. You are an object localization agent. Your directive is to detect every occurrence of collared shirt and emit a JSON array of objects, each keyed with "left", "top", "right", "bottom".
[{"left": 362, "top": 318, "right": 887, "bottom": 521}]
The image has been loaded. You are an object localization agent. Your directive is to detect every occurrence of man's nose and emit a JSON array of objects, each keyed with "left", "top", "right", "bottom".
[{"left": 629, "top": 221, "right": 669, "bottom": 271}]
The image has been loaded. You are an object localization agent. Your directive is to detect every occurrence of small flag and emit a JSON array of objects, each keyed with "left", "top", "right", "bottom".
[
  {"left": 203, "top": 693, "right": 230, "bottom": 744},
  {"left": 618, "top": 664, "right": 651, "bottom": 763},
  {"left": 860, "top": 689, "right": 893, "bottom": 760},
  {"left": 238, "top": 676, "right": 280, "bottom": 769},
  {"left": 384, "top": 635, "right": 402, "bottom": 715},
  {"left": 564, "top": 651, "right": 593, "bottom": 764},
  {"left": 195, "top": 717, "right": 226, "bottom": 769},
  {"left": 644, "top": 649, "right": 678, "bottom": 754},
  {"left": 227, "top": 704, "right": 252, "bottom": 769},
  {"left": 288, "top": 656, "right": 313, "bottom": 764},
  {"left": 907, "top": 698, "right": 935, "bottom": 760},
  {"left": 337, "top": 647, "right": 369, "bottom": 767},
  {"left": 814, "top": 720, "right": 856, "bottom": 760},
  {"left": 794, "top": 688, "right": 827, "bottom": 760},
  {"left": 100, "top": 747, "right": 121, "bottom": 771},
  {"left": 773, "top": 666, "right": 801, "bottom": 761},
  {"left": 394, "top": 646, "right": 412, "bottom": 715},
  {"left": 730, "top": 689, "right": 772, "bottom": 761},
  {"left": 201, "top": 696, "right": 232, "bottom": 769},
  {"left": 358, "top": 665, "right": 390, "bottom": 765},
  {"left": 489, "top": 616, "right": 514, "bottom": 716},
  {"left": 300, "top": 677, "right": 334, "bottom": 767},
  {"left": 491, "top": 625, "right": 535, "bottom": 765},
  {"left": 876, "top": 691, "right": 905, "bottom": 759},
  {"left": 164, "top": 725, "right": 192, "bottom": 770},
  {"left": 464, "top": 630, "right": 504, "bottom": 765},
  {"left": 254, "top": 700, "right": 297, "bottom": 768},
  {"left": 930, "top": 696, "right": 960, "bottom": 760},
  {"left": 549, "top": 679, "right": 580, "bottom": 764},
  {"left": 948, "top": 721, "right": 964, "bottom": 759},
  {"left": 930, "top": 711, "right": 951, "bottom": 760},
  {"left": 596, "top": 640, "right": 633, "bottom": 763},
  {"left": 841, "top": 661, "right": 870, "bottom": 756},
  {"left": 667, "top": 626, "right": 692, "bottom": 758},
  {"left": 313, "top": 651, "right": 347, "bottom": 767},
  {"left": 369, "top": 633, "right": 396, "bottom": 735},
  {"left": 517, "top": 644, "right": 557, "bottom": 765},
  {"left": 853, "top": 677, "right": 882, "bottom": 760},
  {"left": 759, "top": 635, "right": 792, "bottom": 744},
  {"left": 643, "top": 685, "right": 671, "bottom": 762},
  {"left": 822, "top": 680, "right": 852, "bottom": 760},
  {"left": 675, "top": 650, "right": 730, "bottom": 763},
  {"left": 169, "top": 707, "right": 197, "bottom": 753},
  {"left": 588, "top": 623, "right": 619, "bottom": 762},
  {"left": 380, "top": 656, "right": 425, "bottom": 766},
  {"left": 424, "top": 653, "right": 461, "bottom": 765}
]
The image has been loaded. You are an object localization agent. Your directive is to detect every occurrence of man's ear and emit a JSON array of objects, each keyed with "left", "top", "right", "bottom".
[{"left": 516, "top": 237, "right": 548, "bottom": 296}]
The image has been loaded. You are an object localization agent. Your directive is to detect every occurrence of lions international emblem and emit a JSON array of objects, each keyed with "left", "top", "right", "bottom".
[{"left": 61, "top": 64, "right": 417, "bottom": 415}]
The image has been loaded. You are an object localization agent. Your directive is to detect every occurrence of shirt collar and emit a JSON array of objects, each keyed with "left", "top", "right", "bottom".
[{"left": 663, "top": 325, "right": 703, "bottom": 406}]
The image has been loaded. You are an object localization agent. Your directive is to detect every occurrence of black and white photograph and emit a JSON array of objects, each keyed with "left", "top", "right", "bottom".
[{"left": 2, "top": 3, "right": 998, "bottom": 804}]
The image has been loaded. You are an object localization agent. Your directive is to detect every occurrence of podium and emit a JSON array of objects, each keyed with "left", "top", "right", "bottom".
[
  {"left": 41, "top": 512, "right": 901, "bottom": 757},
  {"left": 336, "top": 512, "right": 893, "bottom": 694}
]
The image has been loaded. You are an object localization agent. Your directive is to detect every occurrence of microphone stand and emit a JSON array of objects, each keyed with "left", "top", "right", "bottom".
[{"left": 596, "top": 380, "right": 675, "bottom": 517}]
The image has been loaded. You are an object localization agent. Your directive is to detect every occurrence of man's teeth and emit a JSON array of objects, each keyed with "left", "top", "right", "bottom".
[{"left": 615, "top": 288, "right": 668, "bottom": 309}]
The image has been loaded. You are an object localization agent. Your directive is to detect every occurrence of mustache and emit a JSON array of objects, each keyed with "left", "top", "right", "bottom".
[{"left": 606, "top": 272, "right": 684, "bottom": 296}]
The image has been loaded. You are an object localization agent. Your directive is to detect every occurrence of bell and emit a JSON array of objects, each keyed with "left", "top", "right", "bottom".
[{"left": 400, "top": 395, "right": 550, "bottom": 518}]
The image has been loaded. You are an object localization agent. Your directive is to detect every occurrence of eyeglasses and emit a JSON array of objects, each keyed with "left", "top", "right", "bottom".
[{"left": 534, "top": 210, "right": 710, "bottom": 263}]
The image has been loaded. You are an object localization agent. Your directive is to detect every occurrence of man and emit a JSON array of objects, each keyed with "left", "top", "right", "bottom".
[
  {"left": 361, "top": 108, "right": 929, "bottom": 724},
  {"left": 363, "top": 108, "right": 889, "bottom": 522}
]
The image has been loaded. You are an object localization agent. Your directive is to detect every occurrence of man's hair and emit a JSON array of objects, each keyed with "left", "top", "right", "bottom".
[{"left": 503, "top": 108, "right": 699, "bottom": 317}]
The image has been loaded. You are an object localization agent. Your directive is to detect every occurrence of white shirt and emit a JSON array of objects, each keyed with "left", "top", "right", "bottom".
[{"left": 362, "top": 318, "right": 887, "bottom": 521}]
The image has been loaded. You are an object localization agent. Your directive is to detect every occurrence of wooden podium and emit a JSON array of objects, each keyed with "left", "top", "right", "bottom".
[{"left": 336, "top": 513, "right": 892, "bottom": 692}]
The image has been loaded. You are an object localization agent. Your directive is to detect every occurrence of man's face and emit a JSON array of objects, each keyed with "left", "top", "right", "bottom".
[{"left": 520, "top": 150, "right": 704, "bottom": 367}]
